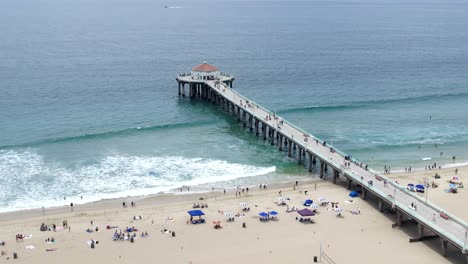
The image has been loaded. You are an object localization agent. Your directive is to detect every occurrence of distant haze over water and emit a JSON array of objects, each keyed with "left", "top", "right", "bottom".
[{"left": 1, "top": 0, "right": 468, "bottom": 212}]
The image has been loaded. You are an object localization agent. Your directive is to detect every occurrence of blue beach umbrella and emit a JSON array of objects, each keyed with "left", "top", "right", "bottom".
[
  {"left": 259, "top": 212, "right": 269, "bottom": 218},
  {"left": 415, "top": 184, "right": 425, "bottom": 189},
  {"left": 407, "top": 184, "right": 414, "bottom": 187},
  {"left": 269, "top": 211, "right": 278, "bottom": 216}
]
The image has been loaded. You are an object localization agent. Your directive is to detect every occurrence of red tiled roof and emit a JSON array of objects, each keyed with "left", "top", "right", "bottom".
[{"left": 192, "top": 62, "right": 219, "bottom": 72}]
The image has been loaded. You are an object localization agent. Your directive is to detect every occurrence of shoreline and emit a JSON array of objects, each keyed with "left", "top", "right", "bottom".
[
  {"left": 1, "top": 161, "right": 467, "bottom": 218},
  {"left": 0, "top": 178, "right": 321, "bottom": 222}
]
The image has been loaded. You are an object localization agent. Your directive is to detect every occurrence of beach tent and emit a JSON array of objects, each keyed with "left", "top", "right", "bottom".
[
  {"left": 188, "top": 210, "right": 205, "bottom": 217},
  {"left": 303, "top": 199, "right": 313, "bottom": 206},
  {"left": 188, "top": 210, "right": 206, "bottom": 224},
  {"left": 349, "top": 191, "right": 359, "bottom": 198},
  {"left": 297, "top": 208, "right": 315, "bottom": 217}
]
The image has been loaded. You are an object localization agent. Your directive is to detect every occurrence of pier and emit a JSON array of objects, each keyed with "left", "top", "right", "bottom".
[{"left": 177, "top": 63, "right": 468, "bottom": 262}]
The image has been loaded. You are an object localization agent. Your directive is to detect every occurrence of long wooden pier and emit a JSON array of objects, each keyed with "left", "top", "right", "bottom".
[{"left": 177, "top": 64, "right": 468, "bottom": 262}]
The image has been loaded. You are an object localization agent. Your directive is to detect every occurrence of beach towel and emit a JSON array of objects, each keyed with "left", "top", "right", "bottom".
[
  {"left": 345, "top": 200, "right": 355, "bottom": 204},
  {"left": 23, "top": 234, "right": 33, "bottom": 239},
  {"left": 26, "top": 245, "right": 35, "bottom": 250},
  {"left": 349, "top": 211, "right": 358, "bottom": 215}
]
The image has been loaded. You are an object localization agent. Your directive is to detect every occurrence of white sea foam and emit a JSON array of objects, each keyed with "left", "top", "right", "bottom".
[
  {"left": 421, "top": 157, "right": 432, "bottom": 161},
  {"left": 442, "top": 161, "right": 468, "bottom": 169},
  {"left": 0, "top": 150, "right": 275, "bottom": 213}
]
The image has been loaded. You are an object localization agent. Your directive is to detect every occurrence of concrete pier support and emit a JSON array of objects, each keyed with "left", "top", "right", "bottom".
[
  {"left": 361, "top": 186, "right": 367, "bottom": 200},
  {"left": 320, "top": 161, "right": 324, "bottom": 178},
  {"left": 288, "top": 139, "right": 292, "bottom": 157},
  {"left": 270, "top": 130, "right": 275, "bottom": 145},
  {"left": 441, "top": 239, "right": 448, "bottom": 257},
  {"left": 333, "top": 169, "right": 338, "bottom": 184},
  {"left": 298, "top": 147, "right": 302, "bottom": 164},
  {"left": 418, "top": 224, "right": 424, "bottom": 238},
  {"left": 262, "top": 125, "right": 266, "bottom": 140},
  {"left": 278, "top": 134, "right": 283, "bottom": 151},
  {"left": 378, "top": 198, "right": 383, "bottom": 211},
  {"left": 254, "top": 119, "right": 259, "bottom": 135},
  {"left": 243, "top": 112, "right": 246, "bottom": 126},
  {"left": 396, "top": 210, "right": 402, "bottom": 227},
  {"left": 346, "top": 178, "right": 352, "bottom": 190},
  {"left": 308, "top": 153, "right": 313, "bottom": 172}
]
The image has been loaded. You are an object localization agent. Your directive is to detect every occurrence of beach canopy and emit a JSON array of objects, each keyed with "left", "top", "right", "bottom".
[
  {"left": 269, "top": 210, "right": 278, "bottom": 216},
  {"left": 303, "top": 199, "right": 313, "bottom": 206},
  {"left": 349, "top": 191, "right": 359, "bottom": 198},
  {"left": 259, "top": 212, "right": 269, "bottom": 218},
  {"left": 297, "top": 208, "right": 315, "bottom": 217},
  {"left": 415, "top": 184, "right": 425, "bottom": 189},
  {"left": 188, "top": 210, "right": 205, "bottom": 217}
]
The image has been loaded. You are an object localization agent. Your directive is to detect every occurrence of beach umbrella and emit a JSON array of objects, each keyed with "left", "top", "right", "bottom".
[
  {"left": 452, "top": 176, "right": 459, "bottom": 181},
  {"left": 407, "top": 183, "right": 414, "bottom": 187},
  {"left": 224, "top": 212, "right": 233, "bottom": 218},
  {"left": 269, "top": 210, "right": 278, "bottom": 216},
  {"left": 317, "top": 197, "right": 326, "bottom": 202},
  {"left": 449, "top": 183, "right": 457, "bottom": 189},
  {"left": 415, "top": 184, "right": 425, "bottom": 189},
  {"left": 334, "top": 208, "right": 343, "bottom": 213},
  {"left": 240, "top": 202, "right": 249, "bottom": 208},
  {"left": 212, "top": 220, "right": 221, "bottom": 225},
  {"left": 309, "top": 203, "right": 319, "bottom": 209},
  {"left": 259, "top": 212, "right": 269, "bottom": 218},
  {"left": 278, "top": 197, "right": 287, "bottom": 202}
]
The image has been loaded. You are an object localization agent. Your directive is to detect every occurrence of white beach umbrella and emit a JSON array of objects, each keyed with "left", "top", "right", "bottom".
[
  {"left": 317, "top": 197, "right": 326, "bottom": 202},
  {"left": 240, "top": 202, "right": 249, "bottom": 208},
  {"left": 224, "top": 212, "right": 233, "bottom": 218},
  {"left": 278, "top": 197, "right": 287, "bottom": 202},
  {"left": 310, "top": 203, "right": 319, "bottom": 209},
  {"left": 334, "top": 207, "right": 343, "bottom": 213}
]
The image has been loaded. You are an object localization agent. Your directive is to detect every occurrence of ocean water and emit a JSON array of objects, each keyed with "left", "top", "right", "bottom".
[{"left": 1, "top": 0, "right": 468, "bottom": 212}]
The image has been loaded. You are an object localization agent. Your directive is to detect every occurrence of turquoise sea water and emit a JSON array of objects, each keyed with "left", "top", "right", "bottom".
[{"left": 1, "top": 0, "right": 468, "bottom": 212}]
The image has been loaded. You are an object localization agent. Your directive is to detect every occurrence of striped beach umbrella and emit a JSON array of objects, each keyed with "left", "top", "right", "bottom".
[
  {"left": 240, "top": 202, "right": 249, "bottom": 208},
  {"left": 334, "top": 207, "right": 343, "bottom": 213}
]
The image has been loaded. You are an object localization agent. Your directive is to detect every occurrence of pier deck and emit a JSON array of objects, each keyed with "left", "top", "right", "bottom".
[{"left": 206, "top": 80, "right": 467, "bottom": 254}]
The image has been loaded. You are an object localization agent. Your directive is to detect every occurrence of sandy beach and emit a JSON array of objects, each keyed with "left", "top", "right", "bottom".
[{"left": 1, "top": 175, "right": 466, "bottom": 264}]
